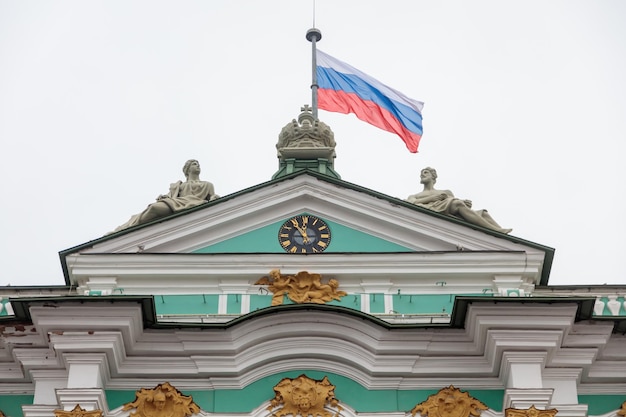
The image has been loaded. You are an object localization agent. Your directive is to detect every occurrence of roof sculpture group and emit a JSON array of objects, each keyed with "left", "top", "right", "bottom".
[
  {"left": 110, "top": 159, "right": 219, "bottom": 233},
  {"left": 406, "top": 167, "right": 511, "bottom": 234},
  {"left": 108, "top": 114, "right": 510, "bottom": 235}
]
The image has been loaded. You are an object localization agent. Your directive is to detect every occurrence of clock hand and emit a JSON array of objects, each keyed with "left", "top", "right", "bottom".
[
  {"left": 290, "top": 219, "right": 310, "bottom": 244},
  {"left": 298, "top": 225, "right": 310, "bottom": 243}
]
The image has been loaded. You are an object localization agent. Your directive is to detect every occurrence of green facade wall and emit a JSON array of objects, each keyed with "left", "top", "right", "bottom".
[{"left": 0, "top": 395, "right": 34, "bottom": 417}]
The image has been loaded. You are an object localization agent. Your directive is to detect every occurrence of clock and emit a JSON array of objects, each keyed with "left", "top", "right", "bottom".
[{"left": 278, "top": 215, "right": 332, "bottom": 253}]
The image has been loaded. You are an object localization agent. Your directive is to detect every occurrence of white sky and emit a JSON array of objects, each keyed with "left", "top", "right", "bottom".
[{"left": 1, "top": 1, "right": 625, "bottom": 286}]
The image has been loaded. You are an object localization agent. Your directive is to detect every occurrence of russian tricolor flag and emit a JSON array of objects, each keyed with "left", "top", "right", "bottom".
[{"left": 316, "top": 50, "right": 424, "bottom": 153}]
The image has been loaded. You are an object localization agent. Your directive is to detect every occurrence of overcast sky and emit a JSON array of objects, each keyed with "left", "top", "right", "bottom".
[{"left": 1, "top": 1, "right": 625, "bottom": 286}]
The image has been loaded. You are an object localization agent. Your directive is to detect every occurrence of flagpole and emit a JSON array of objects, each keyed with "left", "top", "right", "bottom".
[{"left": 306, "top": 28, "right": 322, "bottom": 120}]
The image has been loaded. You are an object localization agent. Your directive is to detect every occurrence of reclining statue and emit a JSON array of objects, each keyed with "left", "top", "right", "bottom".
[
  {"left": 406, "top": 167, "right": 511, "bottom": 234},
  {"left": 110, "top": 159, "right": 219, "bottom": 234}
]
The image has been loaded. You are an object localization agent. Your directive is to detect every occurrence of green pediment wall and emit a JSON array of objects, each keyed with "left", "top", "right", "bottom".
[{"left": 193, "top": 214, "right": 413, "bottom": 254}]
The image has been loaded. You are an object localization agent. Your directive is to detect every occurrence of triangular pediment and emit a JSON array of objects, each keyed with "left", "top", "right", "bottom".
[{"left": 61, "top": 171, "right": 553, "bottom": 288}]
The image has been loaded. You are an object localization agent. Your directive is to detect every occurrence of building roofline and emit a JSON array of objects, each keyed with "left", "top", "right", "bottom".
[{"left": 58, "top": 170, "right": 555, "bottom": 285}]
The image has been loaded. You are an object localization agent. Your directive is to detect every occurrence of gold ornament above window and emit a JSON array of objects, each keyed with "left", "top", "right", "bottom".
[
  {"left": 255, "top": 269, "right": 347, "bottom": 306},
  {"left": 410, "top": 385, "right": 488, "bottom": 417},
  {"left": 123, "top": 382, "right": 200, "bottom": 417},
  {"left": 54, "top": 405, "right": 103, "bottom": 417},
  {"left": 505, "top": 406, "right": 558, "bottom": 417},
  {"left": 267, "top": 374, "right": 343, "bottom": 417}
]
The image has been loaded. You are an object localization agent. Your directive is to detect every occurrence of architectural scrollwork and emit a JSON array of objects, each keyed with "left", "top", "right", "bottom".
[
  {"left": 54, "top": 405, "right": 103, "bottom": 417},
  {"left": 122, "top": 382, "right": 200, "bottom": 417},
  {"left": 505, "top": 405, "right": 558, "bottom": 417},
  {"left": 409, "top": 385, "right": 488, "bottom": 417},
  {"left": 617, "top": 401, "right": 626, "bottom": 417},
  {"left": 267, "top": 374, "right": 343, "bottom": 417},
  {"left": 255, "top": 270, "right": 347, "bottom": 306}
]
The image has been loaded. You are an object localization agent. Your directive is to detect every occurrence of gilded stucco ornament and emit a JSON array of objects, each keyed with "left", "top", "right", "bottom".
[
  {"left": 122, "top": 382, "right": 200, "bottom": 417},
  {"left": 54, "top": 405, "right": 103, "bottom": 417},
  {"left": 255, "top": 269, "right": 347, "bottom": 306},
  {"left": 617, "top": 401, "right": 626, "bottom": 417},
  {"left": 267, "top": 374, "right": 343, "bottom": 417},
  {"left": 406, "top": 167, "right": 511, "bottom": 234},
  {"left": 505, "top": 405, "right": 558, "bottom": 417},
  {"left": 410, "top": 385, "right": 488, "bottom": 417}
]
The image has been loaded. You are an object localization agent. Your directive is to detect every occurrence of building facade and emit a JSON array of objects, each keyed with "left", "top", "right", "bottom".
[{"left": 0, "top": 108, "right": 624, "bottom": 417}]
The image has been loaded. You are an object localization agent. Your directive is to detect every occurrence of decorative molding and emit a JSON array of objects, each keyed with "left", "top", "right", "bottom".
[
  {"left": 266, "top": 374, "right": 343, "bottom": 417},
  {"left": 54, "top": 405, "right": 102, "bottom": 417},
  {"left": 505, "top": 405, "right": 557, "bottom": 417},
  {"left": 255, "top": 270, "right": 346, "bottom": 305},
  {"left": 502, "top": 389, "right": 553, "bottom": 410},
  {"left": 122, "top": 382, "right": 200, "bottom": 417},
  {"left": 410, "top": 386, "right": 488, "bottom": 417}
]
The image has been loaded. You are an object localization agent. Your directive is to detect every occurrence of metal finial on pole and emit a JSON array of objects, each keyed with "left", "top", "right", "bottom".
[{"left": 306, "top": 28, "right": 322, "bottom": 120}]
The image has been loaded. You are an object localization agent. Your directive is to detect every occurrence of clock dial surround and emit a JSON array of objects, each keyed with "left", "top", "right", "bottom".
[{"left": 278, "top": 215, "right": 332, "bottom": 253}]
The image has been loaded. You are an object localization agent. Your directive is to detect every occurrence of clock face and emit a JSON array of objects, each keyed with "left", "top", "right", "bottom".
[{"left": 278, "top": 215, "right": 332, "bottom": 253}]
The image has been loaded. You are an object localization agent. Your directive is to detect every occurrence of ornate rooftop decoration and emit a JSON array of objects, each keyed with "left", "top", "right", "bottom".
[
  {"left": 54, "top": 405, "right": 103, "bottom": 417},
  {"left": 410, "top": 385, "right": 488, "bottom": 417},
  {"left": 122, "top": 382, "right": 200, "bottom": 417},
  {"left": 505, "top": 406, "right": 558, "bottom": 417},
  {"left": 617, "top": 401, "right": 626, "bottom": 417},
  {"left": 109, "top": 159, "right": 219, "bottom": 234},
  {"left": 267, "top": 374, "right": 343, "bottom": 417},
  {"left": 406, "top": 167, "right": 511, "bottom": 234},
  {"left": 255, "top": 269, "right": 347, "bottom": 306},
  {"left": 277, "top": 105, "right": 336, "bottom": 159}
]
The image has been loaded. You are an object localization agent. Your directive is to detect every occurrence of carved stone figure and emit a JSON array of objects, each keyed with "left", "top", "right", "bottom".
[
  {"left": 111, "top": 159, "right": 219, "bottom": 233},
  {"left": 54, "top": 405, "right": 103, "bottom": 417},
  {"left": 410, "top": 385, "right": 488, "bottom": 417},
  {"left": 255, "top": 270, "right": 347, "bottom": 306},
  {"left": 505, "top": 406, "right": 558, "bottom": 417},
  {"left": 122, "top": 382, "right": 200, "bottom": 417},
  {"left": 406, "top": 167, "right": 511, "bottom": 234},
  {"left": 267, "top": 374, "right": 343, "bottom": 417}
]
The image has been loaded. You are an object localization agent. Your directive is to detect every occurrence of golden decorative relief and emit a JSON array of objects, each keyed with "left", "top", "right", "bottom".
[
  {"left": 505, "top": 406, "right": 558, "bottom": 417},
  {"left": 54, "top": 405, "right": 103, "bottom": 417},
  {"left": 617, "top": 401, "right": 626, "bottom": 417},
  {"left": 267, "top": 374, "right": 343, "bottom": 417},
  {"left": 255, "top": 270, "right": 347, "bottom": 306},
  {"left": 122, "top": 382, "right": 200, "bottom": 417},
  {"left": 410, "top": 385, "right": 488, "bottom": 417}
]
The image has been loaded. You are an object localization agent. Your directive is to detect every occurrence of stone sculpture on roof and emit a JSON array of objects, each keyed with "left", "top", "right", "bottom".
[
  {"left": 110, "top": 159, "right": 219, "bottom": 233},
  {"left": 277, "top": 104, "right": 336, "bottom": 160},
  {"left": 407, "top": 167, "right": 511, "bottom": 234}
]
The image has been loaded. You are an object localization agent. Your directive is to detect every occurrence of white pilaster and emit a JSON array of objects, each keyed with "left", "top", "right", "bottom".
[
  {"left": 502, "top": 352, "right": 545, "bottom": 388},
  {"left": 31, "top": 370, "right": 67, "bottom": 405},
  {"left": 65, "top": 353, "right": 107, "bottom": 388},
  {"left": 361, "top": 293, "right": 370, "bottom": 313},
  {"left": 542, "top": 368, "right": 581, "bottom": 405}
]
